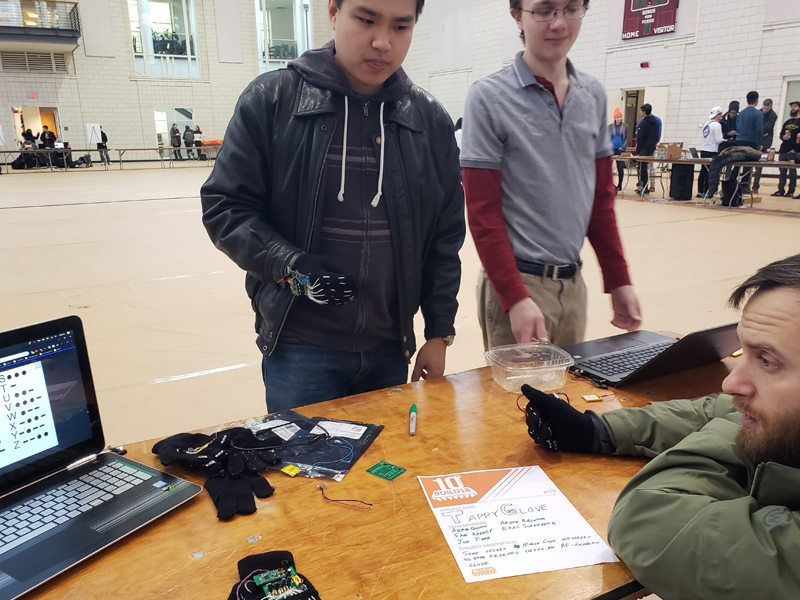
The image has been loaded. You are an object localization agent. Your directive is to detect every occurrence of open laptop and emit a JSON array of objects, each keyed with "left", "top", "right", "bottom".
[
  {"left": 0, "top": 316, "right": 201, "bottom": 599},
  {"left": 688, "top": 147, "right": 699, "bottom": 158},
  {"left": 564, "top": 323, "right": 740, "bottom": 387}
]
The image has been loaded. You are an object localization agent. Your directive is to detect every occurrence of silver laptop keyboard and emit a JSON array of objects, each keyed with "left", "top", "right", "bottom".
[
  {"left": 582, "top": 340, "right": 675, "bottom": 377},
  {"left": 0, "top": 461, "right": 153, "bottom": 556}
]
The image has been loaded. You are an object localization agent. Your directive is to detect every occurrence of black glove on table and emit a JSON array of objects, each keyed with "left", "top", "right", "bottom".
[
  {"left": 226, "top": 550, "right": 320, "bottom": 600},
  {"left": 152, "top": 432, "right": 227, "bottom": 477},
  {"left": 522, "top": 384, "right": 597, "bottom": 453},
  {"left": 290, "top": 253, "right": 357, "bottom": 306},
  {"left": 205, "top": 472, "right": 275, "bottom": 520}
]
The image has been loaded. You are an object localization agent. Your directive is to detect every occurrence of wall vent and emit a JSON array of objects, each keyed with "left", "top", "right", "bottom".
[{"left": 0, "top": 52, "right": 68, "bottom": 73}]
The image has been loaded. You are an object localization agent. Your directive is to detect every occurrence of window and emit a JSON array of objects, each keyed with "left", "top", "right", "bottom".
[
  {"left": 129, "top": 0, "right": 200, "bottom": 77},
  {"left": 256, "top": 0, "right": 311, "bottom": 74}
]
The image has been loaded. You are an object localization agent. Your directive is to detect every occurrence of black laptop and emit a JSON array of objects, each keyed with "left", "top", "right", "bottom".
[
  {"left": 0, "top": 316, "right": 201, "bottom": 599},
  {"left": 564, "top": 323, "right": 740, "bottom": 387}
]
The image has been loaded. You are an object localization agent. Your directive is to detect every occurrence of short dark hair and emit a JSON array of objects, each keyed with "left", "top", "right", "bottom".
[
  {"left": 729, "top": 254, "right": 800, "bottom": 309},
  {"left": 763, "top": 98, "right": 773, "bottom": 107},
  {"left": 42, "top": 125, "right": 48, "bottom": 129},
  {"left": 510, "top": 0, "right": 590, "bottom": 42},
  {"left": 746, "top": 91, "right": 759, "bottom": 105},
  {"left": 640, "top": 103, "right": 652, "bottom": 115},
  {"left": 335, "top": 0, "right": 424, "bottom": 19}
]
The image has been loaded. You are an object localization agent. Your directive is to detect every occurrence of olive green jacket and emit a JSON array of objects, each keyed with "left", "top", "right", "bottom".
[{"left": 602, "top": 395, "right": 800, "bottom": 600}]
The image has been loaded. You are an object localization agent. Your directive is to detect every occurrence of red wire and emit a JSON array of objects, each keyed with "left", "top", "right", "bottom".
[{"left": 318, "top": 484, "right": 372, "bottom": 510}]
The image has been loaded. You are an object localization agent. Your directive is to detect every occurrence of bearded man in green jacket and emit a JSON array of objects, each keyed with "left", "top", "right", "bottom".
[{"left": 523, "top": 253, "right": 800, "bottom": 600}]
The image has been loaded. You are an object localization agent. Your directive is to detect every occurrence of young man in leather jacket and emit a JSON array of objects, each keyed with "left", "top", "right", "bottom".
[
  {"left": 201, "top": 0, "right": 465, "bottom": 412},
  {"left": 523, "top": 253, "right": 800, "bottom": 600}
]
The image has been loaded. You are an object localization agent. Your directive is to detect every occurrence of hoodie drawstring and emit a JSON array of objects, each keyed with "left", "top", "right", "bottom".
[
  {"left": 371, "top": 102, "right": 385, "bottom": 208},
  {"left": 337, "top": 98, "right": 385, "bottom": 208},
  {"left": 337, "top": 96, "right": 349, "bottom": 202}
]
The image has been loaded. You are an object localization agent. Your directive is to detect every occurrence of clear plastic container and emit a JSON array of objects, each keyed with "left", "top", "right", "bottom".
[{"left": 485, "top": 342, "right": 574, "bottom": 393}]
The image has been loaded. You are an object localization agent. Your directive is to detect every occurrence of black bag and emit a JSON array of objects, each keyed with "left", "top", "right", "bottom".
[
  {"left": 669, "top": 164, "right": 694, "bottom": 200},
  {"left": 12, "top": 155, "right": 26, "bottom": 169},
  {"left": 198, "top": 152, "right": 208, "bottom": 160}
]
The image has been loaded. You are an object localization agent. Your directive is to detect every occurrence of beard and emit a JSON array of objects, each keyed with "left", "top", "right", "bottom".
[
  {"left": 733, "top": 397, "right": 800, "bottom": 467},
  {"left": 791, "top": 110, "right": 799, "bottom": 117}
]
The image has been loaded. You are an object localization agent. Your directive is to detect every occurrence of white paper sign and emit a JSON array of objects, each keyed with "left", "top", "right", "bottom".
[
  {"left": 418, "top": 466, "right": 618, "bottom": 583},
  {"left": 0, "top": 124, "right": 5, "bottom": 147},
  {"left": 86, "top": 123, "right": 101, "bottom": 146}
]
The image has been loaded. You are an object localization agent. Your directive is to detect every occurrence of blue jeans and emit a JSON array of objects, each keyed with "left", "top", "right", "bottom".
[{"left": 262, "top": 336, "right": 408, "bottom": 413}]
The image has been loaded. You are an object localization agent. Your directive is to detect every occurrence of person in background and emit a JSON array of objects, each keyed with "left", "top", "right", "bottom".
[
  {"left": 697, "top": 106, "right": 724, "bottom": 198},
  {"left": 725, "top": 90, "right": 763, "bottom": 200},
  {"left": 21, "top": 129, "right": 38, "bottom": 145},
  {"left": 170, "top": 124, "right": 182, "bottom": 161},
  {"left": 522, "top": 253, "right": 800, "bottom": 600},
  {"left": 636, "top": 103, "right": 659, "bottom": 195},
  {"left": 183, "top": 125, "right": 195, "bottom": 159},
  {"left": 647, "top": 111, "right": 662, "bottom": 192},
  {"left": 721, "top": 100, "right": 739, "bottom": 141},
  {"left": 771, "top": 100, "right": 800, "bottom": 198},
  {"left": 461, "top": 0, "right": 641, "bottom": 350},
  {"left": 608, "top": 108, "right": 630, "bottom": 192},
  {"left": 454, "top": 117, "right": 463, "bottom": 149},
  {"left": 752, "top": 98, "right": 777, "bottom": 194},
  {"left": 97, "top": 126, "right": 111, "bottom": 165},
  {"left": 39, "top": 125, "right": 56, "bottom": 149},
  {"left": 193, "top": 125, "right": 203, "bottom": 154}
]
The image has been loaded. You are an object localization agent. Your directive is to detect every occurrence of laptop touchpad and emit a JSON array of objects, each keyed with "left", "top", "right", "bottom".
[{"left": 0, "top": 526, "right": 102, "bottom": 582}]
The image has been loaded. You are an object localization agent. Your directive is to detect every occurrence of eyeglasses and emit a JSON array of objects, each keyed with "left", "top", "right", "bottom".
[{"left": 521, "top": 4, "right": 588, "bottom": 22}]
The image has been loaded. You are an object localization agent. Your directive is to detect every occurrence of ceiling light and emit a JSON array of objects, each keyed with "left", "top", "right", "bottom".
[
  {"left": 24, "top": 20, "right": 37, "bottom": 25},
  {"left": 27, "top": 12, "right": 38, "bottom": 18}
]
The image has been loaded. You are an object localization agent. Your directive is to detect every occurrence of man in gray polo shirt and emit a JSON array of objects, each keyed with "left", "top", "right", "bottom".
[{"left": 461, "top": 0, "right": 641, "bottom": 349}]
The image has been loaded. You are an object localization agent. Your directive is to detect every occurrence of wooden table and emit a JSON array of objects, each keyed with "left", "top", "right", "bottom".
[
  {"left": 27, "top": 360, "right": 735, "bottom": 600},
  {"left": 628, "top": 156, "right": 800, "bottom": 207}
]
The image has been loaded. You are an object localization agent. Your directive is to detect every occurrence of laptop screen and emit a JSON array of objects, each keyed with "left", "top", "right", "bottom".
[
  {"left": 54, "top": 142, "right": 64, "bottom": 149},
  {"left": 0, "top": 316, "right": 104, "bottom": 498}
]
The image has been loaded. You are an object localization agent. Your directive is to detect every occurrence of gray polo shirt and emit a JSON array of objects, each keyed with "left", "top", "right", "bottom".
[{"left": 460, "top": 52, "right": 613, "bottom": 266}]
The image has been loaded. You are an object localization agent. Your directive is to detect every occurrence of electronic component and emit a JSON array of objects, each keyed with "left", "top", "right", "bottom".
[
  {"left": 253, "top": 567, "right": 306, "bottom": 598},
  {"left": 367, "top": 461, "right": 406, "bottom": 481},
  {"left": 582, "top": 394, "right": 602, "bottom": 403}
]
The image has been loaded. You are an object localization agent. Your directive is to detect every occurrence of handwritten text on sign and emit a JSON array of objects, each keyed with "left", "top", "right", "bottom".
[{"left": 419, "top": 467, "right": 617, "bottom": 583}]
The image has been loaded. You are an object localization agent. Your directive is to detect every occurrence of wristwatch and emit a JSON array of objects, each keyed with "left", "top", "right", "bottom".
[{"left": 441, "top": 334, "right": 455, "bottom": 347}]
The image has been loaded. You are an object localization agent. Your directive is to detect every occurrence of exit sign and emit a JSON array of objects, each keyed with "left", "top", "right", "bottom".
[{"left": 28, "top": 92, "right": 37, "bottom": 99}]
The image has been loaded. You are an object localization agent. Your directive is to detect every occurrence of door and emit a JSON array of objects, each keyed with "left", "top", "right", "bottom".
[{"left": 644, "top": 86, "right": 669, "bottom": 141}]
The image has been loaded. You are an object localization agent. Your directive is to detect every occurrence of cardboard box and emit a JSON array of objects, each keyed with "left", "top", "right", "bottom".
[{"left": 657, "top": 142, "right": 684, "bottom": 160}]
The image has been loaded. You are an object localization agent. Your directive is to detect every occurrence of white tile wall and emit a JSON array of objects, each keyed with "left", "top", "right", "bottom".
[{"left": 4, "top": 0, "right": 796, "bottom": 155}]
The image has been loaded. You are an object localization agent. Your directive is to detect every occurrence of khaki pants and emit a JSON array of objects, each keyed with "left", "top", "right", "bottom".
[{"left": 476, "top": 268, "right": 587, "bottom": 351}]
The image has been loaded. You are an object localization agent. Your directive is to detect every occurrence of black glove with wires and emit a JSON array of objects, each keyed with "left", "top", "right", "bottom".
[
  {"left": 226, "top": 551, "right": 320, "bottom": 600},
  {"left": 205, "top": 427, "right": 282, "bottom": 520},
  {"left": 152, "top": 432, "right": 227, "bottom": 477},
  {"left": 290, "top": 253, "right": 357, "bottom": 306},
  {"left": 522, "top": 385, "right": 597, "bottom": 453}
]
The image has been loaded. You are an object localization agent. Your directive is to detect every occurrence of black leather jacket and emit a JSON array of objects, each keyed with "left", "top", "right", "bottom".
[{"left": 201, "top": 69, "right": 465, "bottom": 360}]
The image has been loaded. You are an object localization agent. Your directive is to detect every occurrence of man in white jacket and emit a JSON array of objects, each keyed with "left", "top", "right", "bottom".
[{"left": 697, "top": 106, "right": 724, "bottom": 198}]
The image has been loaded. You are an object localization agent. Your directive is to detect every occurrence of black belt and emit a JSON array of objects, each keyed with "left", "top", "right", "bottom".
[{"left": 515, "top": 259, "right": 581, "bottom": 280}]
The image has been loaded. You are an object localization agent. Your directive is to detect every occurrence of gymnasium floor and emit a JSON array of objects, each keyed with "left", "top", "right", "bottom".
[{"left": 1, "top": 164, "right": 799, "bottom": 445}]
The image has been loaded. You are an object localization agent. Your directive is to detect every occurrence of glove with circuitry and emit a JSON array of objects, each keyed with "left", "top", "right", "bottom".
[
  {"left": 151, "top": 432, "right": 227, "bottom": 477},
  {"left": 288, "top": 253, "right": 357, "bottom": 306},
  {"left": 522, "top": 384, "right": 596, "bottom": 453},
  {"left": 226, "top": 551, "right": 320, "bottom": 600},
  {"left": 223, "top": 427, "right": 281, "bottom": 477}
]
